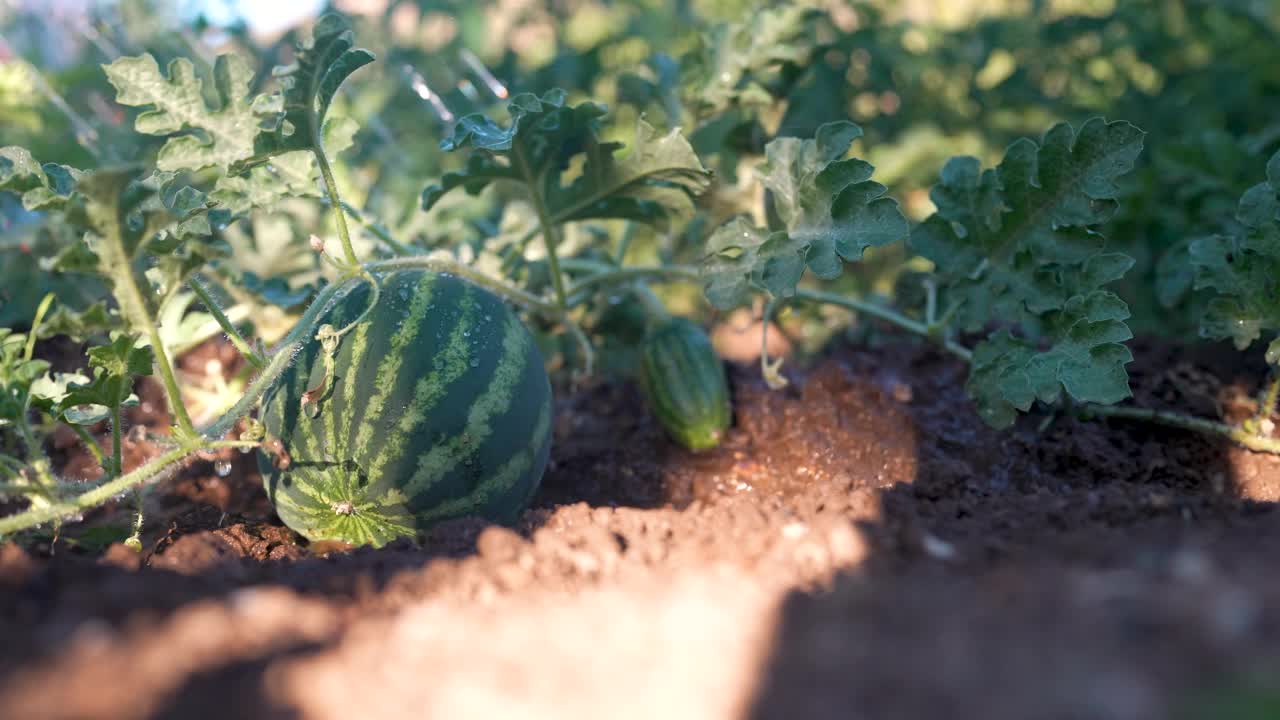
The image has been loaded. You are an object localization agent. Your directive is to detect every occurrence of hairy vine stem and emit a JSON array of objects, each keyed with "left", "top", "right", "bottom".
[
  {"left": 0, "top": 440, "right": 259, "bottom": 537},
  {"left": 511, "top": 143, "right": 594, "bottom": 375},
  {"left": 189, "top": 276, "right": 266, "bottom": 369},
  {"left": 314, "top": 146, "right": 361, "bottom": 269},
  {"left": 556, "top": 262, "right": 1280, "bottom": 456},
  {"left": 7, "top": 235, "right": 1278, "bottom": 540},
  {"left": 1081, "top": 404, "right": 1280, "bottom": 454}
]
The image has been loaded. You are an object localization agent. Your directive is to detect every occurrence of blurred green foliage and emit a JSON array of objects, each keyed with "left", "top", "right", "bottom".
[{"left": 2, "top": 0, "right": 1278, "bottom": 348}]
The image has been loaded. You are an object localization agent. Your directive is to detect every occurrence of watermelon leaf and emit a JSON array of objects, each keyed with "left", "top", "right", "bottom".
[
  {"left": 683, "top": 4, "right": 818, "bottom": 115},
  {"left": 103, "top": 53, "right": 261, "bottom": 173},
  {"left": 1189, "top": 150, "right": 1280, "bottom": 354},
  {"left": 966, "top": 292, "right": 1135, "bottom": 429},
  {"left": 700, "top": 121, "right": 908, "bottom": 309},
  {"left": 422, "top": 91, "right": 710, "bottom": 231},
  {"left": 239, "top": 14, "right": 373, "bottom": 167},
  {"left": 54, "top": 334, "right": 152, "bottom": 426},
  {"left": 0, "top": 328, "right": 51, "bottom": 427},
  {"left": 0, "top": 146, "right": 79, "bottom": 211},
  {"left": 909, "top": 118, "right": 1144, "bottom": 427}
]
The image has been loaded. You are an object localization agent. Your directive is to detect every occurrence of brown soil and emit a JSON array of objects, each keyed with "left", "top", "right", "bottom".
[{"left": 2, "top": 335, "right": 1280, "bottom": 720}]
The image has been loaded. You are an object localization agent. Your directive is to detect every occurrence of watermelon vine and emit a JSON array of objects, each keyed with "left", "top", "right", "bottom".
[{"left": 2, "top": 5, "right": 1280, "bottom": 549}]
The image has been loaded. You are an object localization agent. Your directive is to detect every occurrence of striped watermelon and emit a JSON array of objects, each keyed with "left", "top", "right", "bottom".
[{"left": 258, "top": 269, "right": 553, "bottom": 547}]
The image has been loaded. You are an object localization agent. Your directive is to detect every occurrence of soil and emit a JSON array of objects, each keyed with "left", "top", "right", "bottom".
[{"left": 2, "top": 333, "right": 1280, "bottom": 720}]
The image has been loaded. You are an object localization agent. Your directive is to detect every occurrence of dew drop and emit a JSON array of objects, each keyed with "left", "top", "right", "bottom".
[{"left": 214, "top": 459, "right": 233, "bottom": 477}]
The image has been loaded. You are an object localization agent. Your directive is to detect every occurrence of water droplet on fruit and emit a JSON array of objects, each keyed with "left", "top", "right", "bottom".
[{"left": 214, "top": 459, "right": 232, "bottom": 477}]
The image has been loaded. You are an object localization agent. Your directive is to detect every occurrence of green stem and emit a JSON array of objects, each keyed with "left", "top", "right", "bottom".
[
  {"left": 0, "top": 479, "right": 100, "bottom": 496},
  {"left": 511, "top": 144, "right": 587, "bottom": 372},
  {"left": 16, "top": 416, "right": 43, "bottom": 463},
  {"left": 93, "top": 199, "right": 197, "bottom": 436},
  {"left": 23, "top": 293, "right": 55, "bottom": 361},
  {"left": 614, "top": 222, "right": 639, "bottom": 265},
  {"left": 0, "top": 440, "right": 260, "bottom": 537},
  {"left": 189, "top": 277, "right": 265, "bottom": 369},
  {"left": 314, "top": 147, "right": 361, "bottom": 269},
  {"left": 1082, "top": 404, "right": 1280, "bottom": 454},
  {"left": 1251, "top": 370, "right": 1280, "bottom": 432},
  {"left": 760, "top": 297, "right": 788, "bottom": 390},
  {"left": 924, "top": 278, "right": 938, "bottom": 328},
  {"left": 109, "top": 404, "right": 123, "bottom": 478},
  {"left": 69, "top": 425, "right": 107, "bottom": 470},
  {"left": 634, "top": 283, "right": 671, "bottom": 324},
  {"left": 515, "top": 152, "right": 570, "bottom": 309},
  {"left": 792, "top": 287, "right": 975, "bottom": 362},
  {"left": 147, "top": 320, "right": 196, "bottom": 436},
  {"left": 565, "top": 263, "right": 701, "bottom": 304},
  {"left": 330, "top": 199, "right": 414, "bottom": 256}
]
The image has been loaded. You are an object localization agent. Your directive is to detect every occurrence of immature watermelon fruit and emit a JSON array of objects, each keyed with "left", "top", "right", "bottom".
[
  {"left": 638, "top": 316, "right": 731, "bottom": 451},
  {"left": 258, "top": 269, "right": 553, "bottom": 547}
]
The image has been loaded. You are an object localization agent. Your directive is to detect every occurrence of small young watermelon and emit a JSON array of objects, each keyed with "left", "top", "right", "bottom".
[
  {"left": 258, "top": 269, "right": 553, "bottom": 547},
  {"left": 638, "top": 316, "right": 731, "bottom": 451}
]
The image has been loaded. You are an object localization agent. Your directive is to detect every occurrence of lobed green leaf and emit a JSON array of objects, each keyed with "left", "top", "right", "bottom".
[
  {"left": 700, "top": 121, "right": 907, "bottom": 309},
  {"left": 104, "top": 54, "right": 260, "bottom": 172},
  {"left": 423, "top": 90, "right": 710, "bottom": 233},
  {"left": 1190, "top": 150, "right": 1280, "bottom": 354},
  {"left": 912, "top": 117, "right": 1145, "bottom": 426},
  {"left": 244, "top": 14, "right": 374, "bottom": 164}
]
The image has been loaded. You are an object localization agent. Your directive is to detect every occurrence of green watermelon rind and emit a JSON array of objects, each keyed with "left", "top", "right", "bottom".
[{"left": 258, "top": 269, "right": 553, "bottom": 547}]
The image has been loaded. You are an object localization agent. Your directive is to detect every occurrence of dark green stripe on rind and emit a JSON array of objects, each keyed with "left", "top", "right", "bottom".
[{"left": 259, "top": 270, "right": 552, "bottom": 548}]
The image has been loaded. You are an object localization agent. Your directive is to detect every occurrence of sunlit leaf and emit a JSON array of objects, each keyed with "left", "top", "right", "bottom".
[
  {"left": 104, "top": 53, "right": 260, "bottom": 172},
  {"left": 699, "top": 122, "right": 907, "bottom": 309},
  {"left": 57, "top": 334, "right": 153, "bottom": 424},
  {"left": 684, "top": 5, "right": 818, "bottom": 115},
  {"left": 423, "top": 90, "right": 709, "bottom": 234},
  {"left": 242, "top": 13, "right": 374, "bottom": 164}
]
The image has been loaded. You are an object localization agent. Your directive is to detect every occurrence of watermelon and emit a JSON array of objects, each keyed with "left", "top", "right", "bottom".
[
  {"left": 638, "top": 316, "right": 732, "bottom": 451},
  {"left": 258, "top": 269, "right": 553, "bottom": 547}
]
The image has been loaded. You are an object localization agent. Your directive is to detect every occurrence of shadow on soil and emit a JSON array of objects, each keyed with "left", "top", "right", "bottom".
[
  {"left": 3, "top": 336, "right": 1280, "bottom": 719},
  {"left": 744, "top": 337, "right": 1280, "bottom": 719}
]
